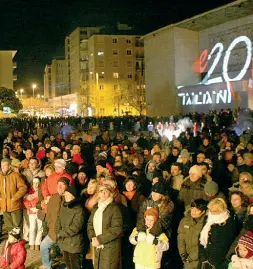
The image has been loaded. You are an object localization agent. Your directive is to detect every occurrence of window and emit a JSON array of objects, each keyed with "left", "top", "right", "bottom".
[
  {"left": 99, "top": 74, "right": 104, "bottom": 79},
  {"left": 100, "top": 85, "right": 104, "bottom": 90},
  {"left": 113, "top": 61, "right": 119, "bottom": 67},
  {"left": 126, "top": 39, "right": 131, "bottom": 43},
  {"left": 127, "top": 73, "right": 132, "bottom": 79},
  {"left": 97, "top": 51, "right": 104, "bottom": 56},
  {"left": 126, "top": 49, "right": 132, "bottom": 55},
  {"left": 113, "top": 72, "right": 119, "bottom": 79},
  {"left": 98, "top": 61, "right": 104, "bottom": 67},
  {"left": 112, "top": 38, "right": 118, "bottom": 43},
  {"left": 113, "top": 49, "right": 118, "bottom": 55},
  {"left": 126, "top": 61, "right": 132, "bottom": 67},
  {"left": 100, "top": 96, "right": 104, "bottom": 102},
  {"left": 114, "top": 84, "right": 118, "bottom": 90},
  {"left": 100, "top": 108, "right": 105, "bottom": 115}
]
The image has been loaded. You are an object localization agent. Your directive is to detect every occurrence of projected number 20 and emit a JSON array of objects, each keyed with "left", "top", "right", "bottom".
[{"left": 201, "top": 36, "right": 252, "bottom": 85}]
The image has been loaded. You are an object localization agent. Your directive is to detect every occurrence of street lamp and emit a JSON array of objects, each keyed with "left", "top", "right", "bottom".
[
  {"left": 20, "top": 89, "right": 24, "bottom": 100},
  {"left": 32, "top": 84, "right": 37, "bottom": 98},
  {"left": 37, "top": 94, "right": 41, "bottom": 98}
]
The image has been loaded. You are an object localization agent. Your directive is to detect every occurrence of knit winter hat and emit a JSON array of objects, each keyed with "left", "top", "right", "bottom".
[
  {"left": 144, "top": 208, "right": 159, "bottom": 222},
  {"left": 238, "top": 231, "right": 253, "bottom": 258},
  {"left": 152, "top": 181, "right": 166, "bottom": 196},
  {"left": 58, "top": 177, "right": 70, "bottom": 186},
  {"left": 65, "top": 186, "right": 77, "bottom": 198},
  {"left": 189, "top": 165, "right": 202, "bottom": 178},
  {"left": 96, "top": 159, "right": 107, "bottom": 168},
  {"left": 180, "top": 149, "right": 191, "bottom": 158},
  {"left": 9, "top": 227, "right": 21, "bottom": 240},
  {"left": 33, "top": 178, "right": 40, "bottom": 183},
  {"left": 98, "top": 151, "right": 108, "bottom": 160},
  {"left": 78, "top": 167, "right": 87, "bottom": 175},
  {"left": 54, "top": 159, "right": 66, "bottom": 169},
  {"left": 204, "top": 181, "right": 219, "bottom": 196},
  {"left": 51, "top": 146, "right": 61, "bottom": 154}
]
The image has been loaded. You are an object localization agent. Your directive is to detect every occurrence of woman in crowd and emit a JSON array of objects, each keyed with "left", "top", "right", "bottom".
[{"left": 87, "top": 184, "right": 123, "bottom": 269}]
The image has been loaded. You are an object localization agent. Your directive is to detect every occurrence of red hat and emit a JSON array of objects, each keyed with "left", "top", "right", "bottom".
[
  {"left": 144, "top": 208, "right": 159, "bottom": 222},
  {"left": 238, "top": 231, "right": 253, "bottom": 258}
]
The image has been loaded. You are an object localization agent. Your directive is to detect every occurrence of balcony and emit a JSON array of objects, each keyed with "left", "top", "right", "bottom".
[
  {"left": 135, "top": 42, "right": 144, "bottom": 47},
  {"left": 136, "top": 54, "right": 144, "bottom": 59},
  {"left": 13, "top": 62, "right": 17, "bottom": 69},
  {"left": 13, "top": 74, "right": 17, "bottom": 81}
]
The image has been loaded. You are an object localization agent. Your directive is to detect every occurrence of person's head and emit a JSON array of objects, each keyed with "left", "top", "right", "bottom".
[
  {"left": 143, "top": 148, "right": 150, "bottom": 156},
  {"left": 44, "top": 164, "right": 55, "bottom": 177},
  {"left": 244, "top": 153, "right": 253, "bottom": 166},
  {"left": 25, "top": 149, "right": 34, "bottom": 160},
  {"left": 237, "top": 155, "right": 245, "bottom": 165},
  {"left": 97, "top": 184, "right": 114, "bottom": 202},
  {"left": 224, "top": 149, "right": 233, "bottom": 161},
  {"left": 240, "top": 181, "right": 253, "bottom": 198},
  {"left": 197, "top": 152, "right": 206, "bottom": 164},
  {"left": 230, "top": 191, "right": 248, "bottom": 209},
  {"left": 171, "top": 147, "right": 180, "bottom": 157},
  {"left": 64, "top": 186, "right": 77, "bottom": 202},
  {"left": 189, "top": 165, "right": 202, "bottom": 182},
  {"left": 173, "top": 140, "right": 182, "bottom": 150},
  {"left": 203, "top": 137, "right": 210, "bottom": 147},
  {"left": 180, "top": 150, "right": 191, "bottom": 164},
  {"left": 32, "top": 178, "right": 40, "bottom": 190},
  {"left": 190, "top": 199, "right": 207, "bottom": 219},
  {"left": 54, "top": 159, "right": 66, "bottom": 173},
  {"left": 102, "top": 177, "right": 117, "bottom": 190},
  {"left": 208, "top": 198, "right": 227, "bottom": 215},
  {"left": 57, "top": 177, "right": 70, "bottom": 195},
  {"left": 204, "top": 181, "right": 219, "bottom": 198},
  {"left": 152, "top": 144, "right": 161, "bottom": 153},
  {"left": 1, "top": 158, "right": 10, "bottom": 174},
  {"left": 8, "top": 227, "right": 21, "bottom": 244},
  {"left": 151, "top": 181, "right": 166, "bottom": 202},
  {"left": 87, "top": 179, "right": 99, "bottom": 195},
  {"left": 144, "top": 208, "right": 159, "bottom": 229},
  {"left": 115, "top": 154, "right": 122, "bottom": 163},
  {"left": 72, "top": 145, "right": 81, "bottom": 155},
  {"left": 160, "top": 151, "right": 168, "bottom": 162},
  {"left": 239, "top": 172, "right": 253, "bottom": 184},
  {"left": 153, "top": 152, "right": 161, "bottom": 164},
  {"left": 170, "top": 162, "right": 182, "bottom": 177},
  {"left": 29, "top": 157, "right": 39, "bottom": 171},
  {"left": 125, "top": 179, "right": 136, "bottom": 192},
  {"left": 62, "top": 149, "right": 71, "bottom": 161},
  {"left": 96, "top": 160, "right": 107, "bottom": 173},
  {"left": 122, "top": 150, "right": 129, "bottom": 159},
  {"left": 199, "top": 162, "right": 210, "bottom": 176},
  {"left": 77, "top": 168, "right": 87, "bottom": 185},
  {"left": 237, "top": 231, "right": 253, "bottom": 258},
  {"left": 44, "top": 140, "right": 52, "bottom": 149},
  {"left": 147, "top": 161, "right": 156, "bottom": 173}
]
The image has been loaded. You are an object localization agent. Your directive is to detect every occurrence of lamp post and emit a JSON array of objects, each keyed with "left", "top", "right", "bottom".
[
  {"left": 32, "top": 84, "right": 36, "bottom": 98},
  {"left": 20, "top": 89, "right": 24, "bottom": 100}
]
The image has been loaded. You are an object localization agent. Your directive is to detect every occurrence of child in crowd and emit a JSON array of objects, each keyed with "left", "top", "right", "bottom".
[
  {"left": 229, "top": 231, "right": 253, "bottom": 269},
  {"left": 0, "top": 227, "right": 26, "bottom": 269},
  {"left": 129, "top": 208, "right": 169, "bottom": 269}
]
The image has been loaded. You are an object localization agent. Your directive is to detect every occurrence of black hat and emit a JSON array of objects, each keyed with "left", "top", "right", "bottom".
[
  {"left": 152, "top": 181, "right": 166, "bottom": 196},
  {"left": 65, "top": 186, "right": 77, "bottom": 198},
  {"left": 96, "top": 159, "right": 106, "bottom": 168},
  {"left": 78, "top": 167, "right": 87, "bottom": 175},
  {"left": 58, "top": 177, "right": 70, "bottom": 186},
  {"left": 191, "top": 198, "right": 208, "bottom": 212},
  {"left": 66, "top": 162, "right": 79, "bottom": 176}
]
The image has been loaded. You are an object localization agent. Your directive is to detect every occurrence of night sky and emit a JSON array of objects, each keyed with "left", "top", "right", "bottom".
[{"left": 0, "top": 0, "right": 234, "bottom": 95}]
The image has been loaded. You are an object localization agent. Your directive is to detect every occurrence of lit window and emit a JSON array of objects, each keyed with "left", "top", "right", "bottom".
[
  {"left": 113, "top": 50, "right": 118, "bottom": 55},
  {"left": 90, "top": 53, "right": 93, "bottom": 57},
  {"left": 98, "top": 51, "right": 104, "bottom": 56},
  {"left": 113, "top": 73, "right": 119, "bottom": 79},
  {"left": 112, "top": 38, "right": 118, "bottom": 43},
  {"left": 126, "top": 49, "right": 132, "bottom": 55}
]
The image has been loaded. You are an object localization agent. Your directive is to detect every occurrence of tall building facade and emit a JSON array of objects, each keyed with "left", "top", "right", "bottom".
[{"left": 0, "top": 50, "right": 17, "bottom": 89}]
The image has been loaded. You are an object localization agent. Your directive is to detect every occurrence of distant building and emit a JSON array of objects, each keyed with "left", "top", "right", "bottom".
[
  {"left": 143, "top": 0, "right": 253, "bottom": 116},
  {"left": 44, "top": 64, "right": 51, "bottom": 99},
  {"left": 0, "top": 50, "right": 17, "bottom": 90}
]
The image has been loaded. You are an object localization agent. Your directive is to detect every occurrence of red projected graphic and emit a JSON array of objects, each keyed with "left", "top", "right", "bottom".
[{"left": 193, "top": 49, "right": 208, "bottom": 73}]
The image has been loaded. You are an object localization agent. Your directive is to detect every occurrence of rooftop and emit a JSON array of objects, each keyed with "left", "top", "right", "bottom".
[{"left": 142, "top": 0, "right": 253, "bottom": 39}]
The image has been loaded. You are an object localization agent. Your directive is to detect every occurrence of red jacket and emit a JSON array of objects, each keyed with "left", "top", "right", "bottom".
[
  {"left": 72, "top": 153, "right": 84, "bottom": 165},
  {"left": 23, "top": 188, "right": 40, "bottom": 214},
  {"left": 42, "top": 172, "right": 73, "bottom": 198},
  {"left": 0, "top": 240, "right": 26, "bottom": 269}
]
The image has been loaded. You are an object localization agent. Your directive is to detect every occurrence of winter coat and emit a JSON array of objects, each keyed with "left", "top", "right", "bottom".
[
  {"left": 0, "top": 240, "right": 26, "bottom": 269},
  {"left": 87, "top": 202, "right": 123, "bottom": 269},
  {"left": 41, "top": 171, "right": 73, "bottom": 198},
  {"left": 137, "top": 198, "right": 174, "bottom": 238},
  {"left": 46, "top": 193, "right": 63, "bottom": 241},
  {"left": 178, "top": 178, "right": 207, "bottom": 208},
  {"left": 178, "top": 212, "right": 206, "bottom": 269},
  {"left": 72, "top": 153, "right": 84, "bottom": 165},
  {"left": 0, "top": 170, "right": 27, "bottom": 212},
  {"left": 198, "top": 216, "right": 238, "bottom": 268},
  {"left": 129, "top": 228, "right": 169, "bottom": 269},
  {"left": 23, "top": 187, "right": 41, "bottom": 214},
  {"left": 55, "top": 199, "right": 85, "bottom": 253},
  {"left": 22, "top": 167, "right": 45, "bottom": 186},
  {"left": 228, "top": 255, "right": 253, "bottom": 269}
]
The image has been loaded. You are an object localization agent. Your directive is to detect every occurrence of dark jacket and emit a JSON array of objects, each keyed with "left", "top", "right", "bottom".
[
  {"left": 87, "top": 202, "right": 123, "bottom": 269},
  {"left": 198, "top": 216, "right": 238, "bottom": 268},
  {"left": 55, "top": 199, "right": 85, "bottom": 253}
]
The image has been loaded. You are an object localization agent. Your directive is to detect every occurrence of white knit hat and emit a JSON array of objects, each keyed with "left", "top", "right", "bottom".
[{"left": 54, "top": 159, "right": 66, "bottom": 169}]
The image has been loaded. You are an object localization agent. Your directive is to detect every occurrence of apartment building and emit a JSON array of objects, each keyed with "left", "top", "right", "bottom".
[{"left": 0, "top": 50, "right": 17, "bottom": 89}]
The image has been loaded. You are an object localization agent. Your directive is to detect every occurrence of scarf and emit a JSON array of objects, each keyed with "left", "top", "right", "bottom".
[
  {"left": 123, "top": 190, "right": 136, "bottom": 201},
  {"left": 2, "top": 241, "right": 14, "bottom": 265},
  {"left": 93, "top": 197, "right": 113, "bottom": 249},
  {"left": 200, "top": 210, "right": 229, "bottom": 248}
]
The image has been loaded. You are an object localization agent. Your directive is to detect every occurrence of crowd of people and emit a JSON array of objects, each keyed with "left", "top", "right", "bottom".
[{"left": 0, "top": 109, "right": 252, "bottom": 269}]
